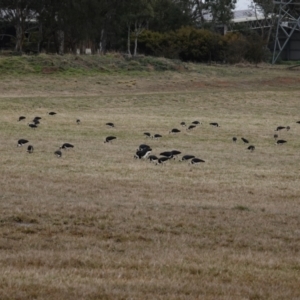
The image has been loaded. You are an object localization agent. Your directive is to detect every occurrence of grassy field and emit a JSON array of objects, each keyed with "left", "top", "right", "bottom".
[{"left": 0, "top": 55, "right": 300, "bottom": 299}]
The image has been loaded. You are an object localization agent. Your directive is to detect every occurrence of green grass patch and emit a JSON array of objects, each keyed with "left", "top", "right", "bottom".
[{"left": 0, "top": 53, "right": 189, "bottom": 76}]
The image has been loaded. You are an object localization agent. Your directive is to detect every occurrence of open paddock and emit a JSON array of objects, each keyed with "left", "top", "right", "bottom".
[{"left": 0, "top": 64, "right": 300, "bottom": 299}]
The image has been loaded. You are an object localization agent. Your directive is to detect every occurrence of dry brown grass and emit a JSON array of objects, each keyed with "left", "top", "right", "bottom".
[{"left": 0, "top": 63, "right": 300, "bottom": 299}]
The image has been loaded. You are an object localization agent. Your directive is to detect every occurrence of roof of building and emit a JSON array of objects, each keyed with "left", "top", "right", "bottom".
[
  {"left": 232, "top": 9, "right": 266, "bottom": 23},
  {"left": 203, "top": 8, "right": 267, "bottom": 23}
]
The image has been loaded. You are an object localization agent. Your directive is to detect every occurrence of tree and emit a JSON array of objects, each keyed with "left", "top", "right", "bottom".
[
  {"left": 191, "top": 0, "right": 207, "bottom": 25},
  {"left": 31, "top": 0, "right": 66, "bottom": 54},
  {"left": 150, "top": 0, "right": 194, "bottom": 32},
  {"left": 0, "top": 0, "right": 38, "bottom": 52},
  {"left": 205, "top": 0, "right": 236, "bottom": 29},
  {"left": 35, "top": 0, "right": 98, "bottom": 54},
  {"left": 124, "top": 0, "right": 154, "bottom": 56},
  {"left": 95, "top": 0, "right": 128, "bottom": 54}
]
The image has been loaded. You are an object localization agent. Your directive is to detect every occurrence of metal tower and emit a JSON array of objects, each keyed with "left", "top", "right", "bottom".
[{"left": 272, "top": 0, "right": 300, "bottom": 64}]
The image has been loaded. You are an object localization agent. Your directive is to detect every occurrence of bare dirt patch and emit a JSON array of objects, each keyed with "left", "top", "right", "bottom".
[{"left": 41, "top": 67, "right": 60, "bottom": 74}]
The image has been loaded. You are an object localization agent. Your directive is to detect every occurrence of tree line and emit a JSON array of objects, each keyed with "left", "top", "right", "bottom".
[{"left": 0, "top": 0, "right": 277, "bottom": 63}]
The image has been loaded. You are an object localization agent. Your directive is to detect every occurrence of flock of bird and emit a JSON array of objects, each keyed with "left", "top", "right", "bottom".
[
  {"left": 231, "top": 125, "right": 291, "bottom": 152},
  {"left": 134, "top": 143, "right": 205, "bottom": 165},
  {"left": 16, "top": 112, "right": 298, "bottom": 165},
  {"left": 17, "top": 112, "right": 76, "bottom": 158},
  {"left": 131, "top": 120, "right": 293, "bottom": 165},
  {"left": 132, "top": 121, "right": 211, "bottom": 165},
  {"left": 16, "top": 114, "right": 209, "bottom": 164}
]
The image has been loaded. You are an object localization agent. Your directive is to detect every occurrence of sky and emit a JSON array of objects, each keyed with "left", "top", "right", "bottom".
[{"left": 235, "top": 0, "right": 252, "bottom": 10}]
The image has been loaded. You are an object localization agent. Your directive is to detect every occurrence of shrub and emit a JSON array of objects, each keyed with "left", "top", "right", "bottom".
[
  {"left": 139, "top": 27, "right": 225, "bottom": 62},
  {"left": 244, "top": 32, "right": 269, "bottom": 64},
  {"left": 223, "top": 32, "right": 248, "bottom": 64},
  {"left": 138, "top": 31, "right": 164, "bottom": 56},
  {"left": 138, "top": 27, "right": 269, "bottom": 64},
  {"left": 170, "top": 27, "right": 225, "bottom": 62}
]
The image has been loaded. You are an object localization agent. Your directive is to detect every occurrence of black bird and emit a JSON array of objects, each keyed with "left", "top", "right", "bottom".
[
  {"left": 18, "top": 116, "right": 26, "bottom": 121},
  {"left": 296, "top": 121, "right": 300, "bottom": 124},
  {"left": 187, "top": 125, "right": 196, "bottom": 130},
  {"left": 192, "top": 121, "right": 201, "bottom": 125},
  {"left": 104, "top": 136, "right": 116, "bottom": 143},
  {"left": 18, "top": 139, "right": 29, "bottom": 147},
  {"left": 210, "top": 122, "right": 219, "bottom": 127},
  {"left": 241, "top": 137, "right": 249, "bottom": 144},
  {"left": 190, "top": 158, "right": 205, "bottom": 164},
  {"left": 134, "top": 148, "right": 152, "bottom": 159},
  {"left": 49, "top": 112, "right": 57, "bottom": 115},
  {"left": 152, "top": 134, "right": 162, "bottom": 139},
  {"left": 33, "top": 119, "right": 40, "bottom": 125},
  {"left": 106, "top": 122, "right": 114, "bottom": 128},
  {"left": 27, "top": 145, "right": 34, "bottom": 153},
  {"left": 54, "top": 150, "right": 62, "bottom": 157},
  {"left": 138, "top": 144, "right": 151, "bottom": 151},
  {"left": 286, "top": 126, "right": 290, "bottom": 131},
  {"left": 144, "top": 132, "right": 151, "bottom": 138},
  {"left": 180, "top": 122, "right": 186, "bottom": 126},
  {"left": 28, "top": 123, "right": 38, "bottom": 129},
  {"left": 180, "top": 155, "right": 195, "bottom": 161},
  {"left": 156, "top": 157, "right": 170, "bottom": 165},
  {"left": 171, "top": 150, "right": 181, "bottom": 159},
  {"left": 275, "top": 126, "right": 285, "bottom": 131},
  {"left": 76, "top": 119, "right": 81, "bottom": 124},
  {"left": 274, "top": 134, "right": 278, "bottom": 140},
  {"left": 148, "top": 155, "right": 158, "bottom": 163},
  {"left": 60, "top": 143, "right": 74, "bottom": 150},
  {"left": 160, "top": 151, "right": 174, "bottom": 159},
  {"left": 232, "top": 137, "right": 237, "bottom": 143},
  {"left": 33, "top": 116, "right": 41, "bottom": 121},
  {"left": 247, "top": 145, "right": 255, "bottom": 152},
  {"left": 276, "top": 140, "right": 287, "bottom": 145},
  {"left": 169, "top": 128, "right": 180, "bottom": 134}
]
